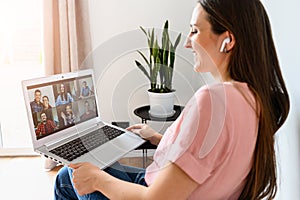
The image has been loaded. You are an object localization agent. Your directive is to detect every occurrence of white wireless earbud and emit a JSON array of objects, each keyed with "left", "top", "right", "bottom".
[{"left": 220, "top": 37, "right": 230, "bottom": 53}]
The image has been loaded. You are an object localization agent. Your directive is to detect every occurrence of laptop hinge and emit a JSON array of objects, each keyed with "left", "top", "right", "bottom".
[
  {"left": 44, "top": 122, "right": 105, "bottom": 150},
  {"left": 44, "top": 133, "right": 78, "bottom": 150},
  {"left": 96, "top": 121, "right": 105, "bottom": 126}
]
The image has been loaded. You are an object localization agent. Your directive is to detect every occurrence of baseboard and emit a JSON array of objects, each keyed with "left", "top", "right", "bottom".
[{"left": 0, "top": 148, "right": 38, "bottom": 156}]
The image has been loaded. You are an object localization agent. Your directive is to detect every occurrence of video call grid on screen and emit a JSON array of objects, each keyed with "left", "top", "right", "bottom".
[{"left": 27, "top": 75, "right": 98, "bottom": 140}]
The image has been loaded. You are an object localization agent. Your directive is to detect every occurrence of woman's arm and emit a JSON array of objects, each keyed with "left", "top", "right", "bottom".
[
  {"left": 67, "top": 93, "right": 74, "bottom": 102},
  {"left": 70, "top": 162, "right": 198, "bottom": 200},
  {"left": 147, "top": 132, "right": 162, "bottom": 146},
  {"left": 55, "top": 95, "right": 61, "bottom": 106}
]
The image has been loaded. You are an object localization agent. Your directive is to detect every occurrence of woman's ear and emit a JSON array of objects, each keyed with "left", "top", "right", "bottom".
[
  {"left": 220, "top": 32, "right": 235, "bottom": 53},
  {"left": 226, "top": 32, "right": 235, "bottom": 52}
]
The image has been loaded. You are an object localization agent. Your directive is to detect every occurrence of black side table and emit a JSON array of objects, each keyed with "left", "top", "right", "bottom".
[
  {"left": 134, "top": 105, "right": 184, "bottom": 123},
  {"left": 134, "top": 105, "right": 184, "bottom": 167}
]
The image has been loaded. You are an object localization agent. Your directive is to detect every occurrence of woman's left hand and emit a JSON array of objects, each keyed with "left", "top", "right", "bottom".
[{"left": 69, "top": 162, "right": 102, "bottom": 196}]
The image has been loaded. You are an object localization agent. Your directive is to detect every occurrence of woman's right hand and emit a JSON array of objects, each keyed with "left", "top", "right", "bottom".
[
  {"left": 126, "top": 124, "right": 157, "bottom": 139},
  {"left": 126, "top": 124, "right": 162, "bottom": 145}
]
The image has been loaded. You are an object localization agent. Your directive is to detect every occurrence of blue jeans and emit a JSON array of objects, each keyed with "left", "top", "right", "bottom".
[{"left": 54, "top": 162, "right": 147, "bottom": 200}]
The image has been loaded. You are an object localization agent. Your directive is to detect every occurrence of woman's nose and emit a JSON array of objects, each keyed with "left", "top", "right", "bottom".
[{"left": 184, "top": 36, "right": 192, "bottom": 48}]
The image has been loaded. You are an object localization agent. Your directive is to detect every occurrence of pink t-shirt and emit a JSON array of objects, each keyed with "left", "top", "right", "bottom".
[{"left": 145, "top": 82, "right": 258, "bottom": 200}]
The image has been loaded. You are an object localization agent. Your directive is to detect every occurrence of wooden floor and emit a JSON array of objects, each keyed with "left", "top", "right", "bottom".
[{"left": 0, "top": 156, "right": 151, "bottom": 200}]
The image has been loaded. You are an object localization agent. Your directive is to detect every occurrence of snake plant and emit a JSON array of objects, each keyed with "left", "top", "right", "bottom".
[{"left": 135, "top": 20, "right": 181, "bottom": 93}]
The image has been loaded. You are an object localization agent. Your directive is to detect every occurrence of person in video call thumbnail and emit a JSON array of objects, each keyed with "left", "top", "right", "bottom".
[
  {"left": 61, "top": 104, "right": 76, "bottom": 126},
  {"left": 42, "top": 95, "right": 54, "bottom": 121},
  {"left": 55, "top": 83, "right": 74, "bottom": 106},
  {"left": 80, "top": 81, "right": 91, "bottom": 98},
  {"left": 35, "top": 112, "right": 57, "bottom": 138},
  {"left": 30, "top": 89, "right": 44, "bottom": 127},
  {"left": 80, "top": 100, "right": 96, "bottom": 122},
  {"left": 30, "top": 89, "right": 44, "bottom": 113}
]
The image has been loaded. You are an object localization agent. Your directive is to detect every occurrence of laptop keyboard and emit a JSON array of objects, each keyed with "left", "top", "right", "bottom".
[{"left": 50, "top": 125, "right": 125, "bottom": 161}]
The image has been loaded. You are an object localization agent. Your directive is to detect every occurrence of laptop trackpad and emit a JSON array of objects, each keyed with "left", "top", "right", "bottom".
[{"left": 91, "top": 142, "right": 130, "bottom": 168}]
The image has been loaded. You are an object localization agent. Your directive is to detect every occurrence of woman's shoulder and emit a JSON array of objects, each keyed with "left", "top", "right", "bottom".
[
  {"left": 197, "top": 81, "right": 250, "bottom": 96},
  {"left": 194, "top": 81, "right": 254, "bottom": 106},
  {"left": 198, "top": 81, "right": 247, "bottom": 90},
  {"left": 194, "top": 82, "right": 228, "bottom": 100}
]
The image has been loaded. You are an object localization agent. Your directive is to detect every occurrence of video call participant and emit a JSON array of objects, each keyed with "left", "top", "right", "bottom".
[
  {"left": 55, "top": 83, "right": 74, "bottom": 106},
  {"left": 30, "top": 89, "right": 44, "bottom": 127},
  {"left": 80, "top": 100, "right": 96, "bottom": 122},
  {"left": 42, "top": 95, "right": 54, "bottom": 121},
  {"left": 61, "top": 104, "right": 76, "bottom": 126},
  {"left": 35, "top": 112, "right": 57, "bottom": 138},
  {"left": 80, "top": 81, "right": 91, "bottom": 98}
]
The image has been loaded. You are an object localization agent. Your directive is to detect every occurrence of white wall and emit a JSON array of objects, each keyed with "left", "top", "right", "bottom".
[
  {"left": 262, "top": 0, "right": 300, "bottom": 199},
  {"left": 87, "top": 0, "right": 208, "bottom": 133},
  {"left": 88, "top": 0, "right": 300, "bottom": 198}
]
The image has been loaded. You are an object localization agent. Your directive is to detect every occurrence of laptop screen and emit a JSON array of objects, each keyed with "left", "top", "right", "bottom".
[{"left": 24, "top": 72, "right": 98, "bottom": 140}]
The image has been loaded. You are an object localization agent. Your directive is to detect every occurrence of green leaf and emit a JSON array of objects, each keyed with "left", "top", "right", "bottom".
[
  {"left": 154, "top": 59, "right": 161, "bottom": 79},
  {"left": 135, "top": 60, "right": 151, "bottom": 81},
  {"left": 159, "top": 64, "right": 164, "bottom": 86},
  {"left": 169, "top": 44, "right": 175, "bottom": 68},
  {"left": 140, "top": 26, "right": 148, "bottom": 38},
  {"left": 149, "top": 28, "right": 155, "bottom": 58},
  {"left": 164, "top": 20, "right": 169, "bottom": 29},
  {"left": 162, "top": 22, "right": 169, "bottom": 49},
  {"left": 162, "top": 33, "right": 169, "bottom": 67},
  {"left": 173, "top": 33, "right": 182, "bottom": 50},
  {"left": 152, "top": 39, "right": 160, "bottom": 61},
  {"left": 137, "top": 50, "right": 150, "bottom": 68}
]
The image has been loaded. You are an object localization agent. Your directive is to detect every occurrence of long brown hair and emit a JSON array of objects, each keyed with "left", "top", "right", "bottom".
[{"left": 198, "top": 0, "right": 290, "bottom": 199}]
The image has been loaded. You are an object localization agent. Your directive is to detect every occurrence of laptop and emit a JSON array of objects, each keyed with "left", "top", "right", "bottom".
[{"left": 22, "top": 69, "right": 145, "bottom": 169}]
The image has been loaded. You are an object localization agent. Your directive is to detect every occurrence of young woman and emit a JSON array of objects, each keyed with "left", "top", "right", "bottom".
[
  {"left": 54, "top": 0, "right": 290, "bottom": 199},
  {"left": 55, "top": 83, "right": 74, "bottom": 106}
]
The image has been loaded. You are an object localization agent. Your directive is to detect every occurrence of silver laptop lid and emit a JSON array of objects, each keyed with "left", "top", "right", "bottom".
[{"left": 22, "top": 69, "right": 101, "bottom": 149}]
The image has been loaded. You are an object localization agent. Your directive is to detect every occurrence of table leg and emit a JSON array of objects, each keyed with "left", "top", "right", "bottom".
[
  {"left": 141, "top": 118, "right": 147, "bottom": 167},
  {"left": 142, "top": 149, "right": 147, "bottom": 168}
]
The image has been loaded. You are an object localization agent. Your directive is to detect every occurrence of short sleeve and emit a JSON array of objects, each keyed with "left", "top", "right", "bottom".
[{"left": 165, "top": 85, "right": 231, "bottom": 184}]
